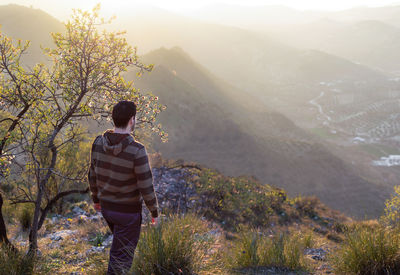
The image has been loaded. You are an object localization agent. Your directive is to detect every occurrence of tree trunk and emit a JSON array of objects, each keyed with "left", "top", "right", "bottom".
[
  {"left": 0, "top": 193, "right": 16, "bottom": 251},
  {"left": 28, "top": 182, "right": 44, "bottom": 255}
]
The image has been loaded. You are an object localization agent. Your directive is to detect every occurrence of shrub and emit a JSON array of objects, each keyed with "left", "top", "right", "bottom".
[
  {"left": 331, "top": 224, "right": 400, "bottom": 274},
  {"left": 227, "top": 226, "right": 309, "bottom": 272},
  {"left": 131, "top": 213, "right": 215, "bottom": 275},
  {"left": 292, "top": 195, "right": 319, "bottom": 218},
  {"left": 89, "top": 232, "right": 107, "bottom": 247},
  {"left": 228, "top": 227, "right": 261, "bottom": 268},
  {"left": 0, "top": 245, "right": 37, "bottom": 275},
  {"left": 18, "top": 204, "right": 33, "bottom": 231},
  {"left": 381, "top": 185, "right": 400, "bottom": 227},
  {"left": 258, "top": 232, "right": 309, "bottom": 270},
  {"left": 194, "top": 170, "right": 282, "bottom": 230}
]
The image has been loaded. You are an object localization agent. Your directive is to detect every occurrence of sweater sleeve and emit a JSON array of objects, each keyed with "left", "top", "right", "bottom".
[
  {"left": 88, "top": 137, "right": 100, "bottom": 203},
  {"left": 134, "top": 146, "right": 159, "bottom": 218}
]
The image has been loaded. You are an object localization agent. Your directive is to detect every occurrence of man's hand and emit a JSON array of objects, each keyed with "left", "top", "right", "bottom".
[
  {"left": 94, "top": 203, "right": 101, "bottom": 212},
  {"left": 151, "top": 217, "right": 159, "bottom": 226}
]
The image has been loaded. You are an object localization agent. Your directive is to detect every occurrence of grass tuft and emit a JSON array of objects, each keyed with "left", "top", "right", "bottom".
[
  {"left": 227, "top": 225, "right": 310, "bottom": 273},
  {"left": 0, "top": 245, "right": 37, "bottom": 275},
  {"left": 331, "top": 224, "right": 400, "bottom": 274},
  {"left": 131, "top": 212, "right": 216, "bottom": 275}
]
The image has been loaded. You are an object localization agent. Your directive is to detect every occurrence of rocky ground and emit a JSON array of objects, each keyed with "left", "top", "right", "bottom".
[{"left": 7, "top": 166, "right": 342, "bottom": 274}]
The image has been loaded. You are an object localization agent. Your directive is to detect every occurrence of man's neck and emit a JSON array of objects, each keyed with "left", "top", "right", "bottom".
[{"left": 113, "top": 127, "right": 131, "bottom": 134}]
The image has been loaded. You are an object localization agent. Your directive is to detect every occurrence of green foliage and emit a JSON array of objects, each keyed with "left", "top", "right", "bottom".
[
  {"left": 41, "top": 3, "right": 167, "bottom": 141},
  {"left": 18, "top": 203, "right": 34, "bottom": 231},
  {"left": 227, "top": 226, "right": 310, "bottom": 272},
  {"left": 301, "top": 231, "right": 314, "bottom": 249},
  {"left": 0, "top": 3, "right": 167, "bottom": 252},
  {"left": 291, "top": 195, "right": 319, "bottom": 218},
  {"left": 228, "top": 226, "right": 261, "bottom": 268},
  {"left": 89, "top": 232, "right": 106, "bottom": 247},
  {"left": 0, "top": 244, "right": 37, "bottom": 275},
  {"left": 194, "top": 169, "right": 285, "bottom": 230},
  {"left": 381, "top": 185, "right": 400, "bottom": 227},
  {"left": 331, "top": 224, "right": 400, "bottom": 274},
  {"left": 131, "top": 213, "right": 214, "bottom": 275}
]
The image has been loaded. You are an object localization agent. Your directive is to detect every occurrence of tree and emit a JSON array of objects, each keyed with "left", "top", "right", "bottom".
[
  {"left": 0, "top": 4, "right": 166, "bottom": 255},
  {"left": 381, "top": 185, "right": 400, "bottom": 227},
  {"left": 0, "top": 30, "right": 48, "bottom": 250}
]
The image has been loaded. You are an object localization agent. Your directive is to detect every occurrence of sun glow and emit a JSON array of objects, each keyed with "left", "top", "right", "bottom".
[{"left": 0, "top": 0, "right": 398, "bottom": 20}]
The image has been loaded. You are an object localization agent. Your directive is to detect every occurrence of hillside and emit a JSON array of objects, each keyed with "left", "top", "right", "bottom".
[
  {"left": 4, "top": 160, "right": 353, "bottom": 274},
  {"left": 113, "top": 9, "right": 387, "bottom": 95},
  {"left": 130, "top": 46, "right": 391, "bottom": 218},
  {"left": 0, "top": 4, "right": 64, "bottom": 66},
  {"left": 0, "top": 4, "right": 395, "bottom": 218}
]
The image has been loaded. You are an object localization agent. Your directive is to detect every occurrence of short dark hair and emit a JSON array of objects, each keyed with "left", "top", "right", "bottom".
[{"left": 112, "top": 101, "right": 137, "bottom": 128}]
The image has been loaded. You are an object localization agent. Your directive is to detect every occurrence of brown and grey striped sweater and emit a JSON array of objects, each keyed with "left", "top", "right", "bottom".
[{"left": 88, "top": 130, "right": 159, "bottom": 218}]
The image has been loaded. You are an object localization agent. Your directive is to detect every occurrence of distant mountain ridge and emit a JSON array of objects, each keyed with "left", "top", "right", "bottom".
[
  {"left": 188, "top": 3, "right": 400, "bottom": 28},
  {"left": 266, "top": 18, "right": 400, "bottom": 72}
]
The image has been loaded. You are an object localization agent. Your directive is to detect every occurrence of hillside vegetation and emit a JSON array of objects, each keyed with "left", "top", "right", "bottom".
[
  {"left": 3, "top": 155, "right": 400, "bottom": 274},
  {"left": 0, "top": 156, "right": 350, "bottom": 274}
]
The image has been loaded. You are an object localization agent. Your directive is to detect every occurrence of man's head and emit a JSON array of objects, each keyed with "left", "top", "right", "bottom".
[{"left": 112, "top": 101, "right": 137, "bottom": 131}]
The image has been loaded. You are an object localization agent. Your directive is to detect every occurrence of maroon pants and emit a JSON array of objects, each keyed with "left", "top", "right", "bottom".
[{"left": 101, "top": 208, "right": 142, "bottom": 275}]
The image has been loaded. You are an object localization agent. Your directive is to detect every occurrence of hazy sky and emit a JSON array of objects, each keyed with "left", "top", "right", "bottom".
[{"left": 1, "top": 0, "right": 399, "bottom": 20}]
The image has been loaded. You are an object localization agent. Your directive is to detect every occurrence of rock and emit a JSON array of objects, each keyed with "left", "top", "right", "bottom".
[
  {"left": 18, "top": 241, "right": 27, "bottom": 247},
  {"left": 313, "top": 226, "right": 328, "bottom": 235},
  {"left": 103, "top": 235, "right": 113, "bottom": 247},
  {"left": 304, "top": 247, "right": 328, "bottom": 261},
  {"left": 51, "top": 235, "right": 62, "bottom": 241},
  {"left": 312, "top": 255, "right": 325, "bottom": 261},
  {"left": 86, "top": 246, "right": 105, "bottom": 254},
  {"left": 72, "top": 206, "right": 87, "bottom": 216},
  {"left": 47, "top": 230, "right": 78, "bottom": 241},
  {"left": 318, "top": 263, "right": 334, "bottom": 273},
  {"left": 88, "top": 213, "right": 102, "bottom": 222},
  {"left": 49, "top": 242, "right": 60, "bottom": 249},
  {"left": 151, "top": 167, "right": 200, "bottom": 214}
]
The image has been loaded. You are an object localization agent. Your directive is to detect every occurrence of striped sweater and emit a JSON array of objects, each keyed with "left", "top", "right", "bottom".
[{"left": 88, "top": 130, "right": 159, "bottom": 218}]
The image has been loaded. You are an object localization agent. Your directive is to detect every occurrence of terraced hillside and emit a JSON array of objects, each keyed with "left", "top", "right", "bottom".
[{"left": 302, "top": 80, "right": 400, "bottom": 144}]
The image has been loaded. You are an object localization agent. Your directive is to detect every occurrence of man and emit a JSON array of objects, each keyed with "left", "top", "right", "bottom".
[{"left": 88, "top": 100, "right": 159, "bottom": 275}]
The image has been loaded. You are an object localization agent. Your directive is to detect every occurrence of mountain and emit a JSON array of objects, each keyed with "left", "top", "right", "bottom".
[
  {"left": 130, "top": 46, "right": 391, "bottom": 218},
  {"left": 0, "top": 4, "right": 64, "bottom": 66},
  {"left": 329, "top": 5, "right": 400, "bottom": 27},
  {"left": 118, "top": 9, "right": 388, "bottom": 103},
  {"left": 0, "top": 4, "right": 394, "bottom": 218},
  {"left": 1, "top": 5, "right": 387, "bottom": 95},
  {"left": 266, "top": 19, "right": 400, "bottom": 73}
]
